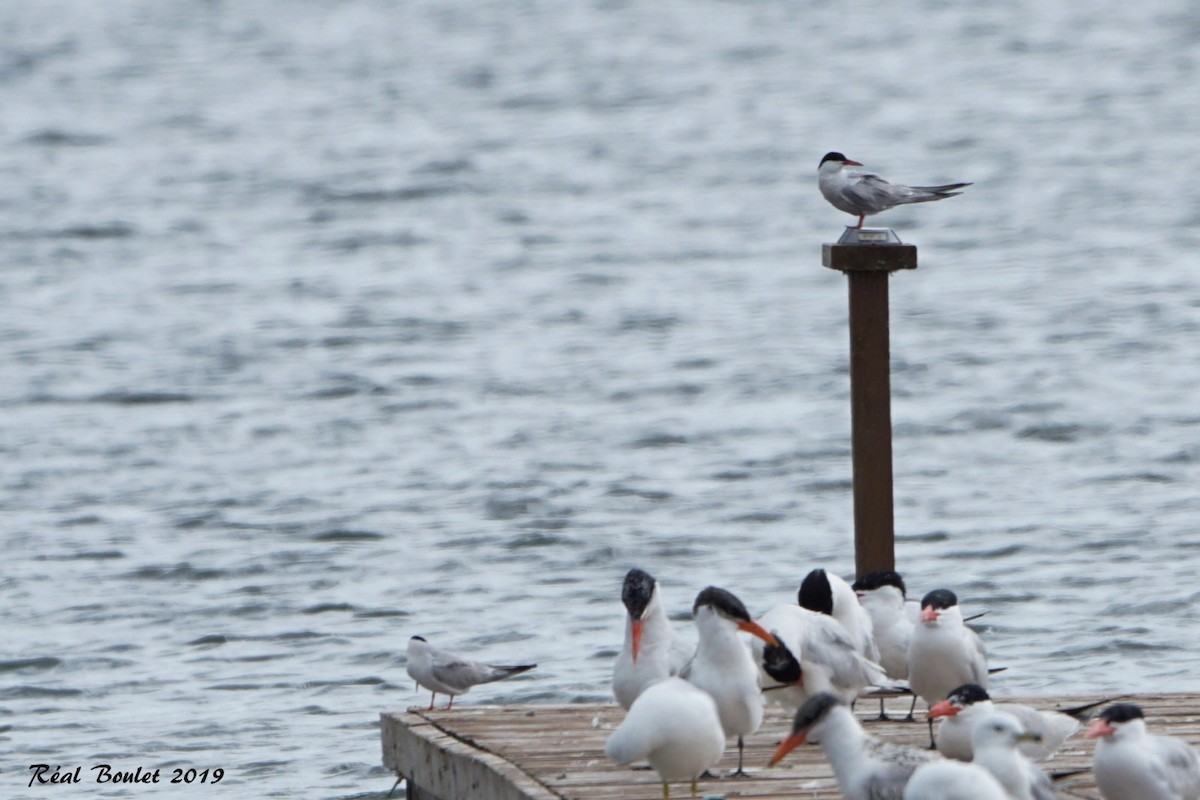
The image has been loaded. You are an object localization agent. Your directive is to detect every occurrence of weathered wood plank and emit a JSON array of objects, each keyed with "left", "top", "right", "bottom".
[{"left": 383, "top": 694, "right": 1200, "bottom": 800}]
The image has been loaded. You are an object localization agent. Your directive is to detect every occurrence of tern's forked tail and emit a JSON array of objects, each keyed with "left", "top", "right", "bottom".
[{"left": 482, "top": 663, "right": 537, "bottom": 683}]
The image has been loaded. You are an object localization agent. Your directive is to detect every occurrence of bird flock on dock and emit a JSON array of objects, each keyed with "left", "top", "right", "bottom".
[
  {"left": 405, "top": 565, "right": 1200, "bottom": 800},
  {"left": 395, "top": 155, "right": 1195, "bottom": 800}
]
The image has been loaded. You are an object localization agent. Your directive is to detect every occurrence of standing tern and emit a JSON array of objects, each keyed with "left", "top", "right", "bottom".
[
  {"left": 681, "top": 586, "right": 778, "bottom": 776},
  {"left": 852, "top": 569, "right": 918, "bottom": 720},
  {"left": 1086, "top": 702, "right": 1200, "bottom": 800},
  {"left": 605, "top": 676, "right": 726, "bottom": 800},
  {"left": 769, "top": 691, "right": 940, "bottom": 800},
  {"left": 818, "top": 152, "right": 971, "bottom": 228},
  {"left": 903, "top": 759, "right": 1008, "bottom": 800},
  {"left": 799, "top": 568, "right": 880, "bottom": 664},
  {"left": 907, "top": 589, "right": 988, "bottom": 747},
  {"left": 851, "top": 570, "right": 916, "bottom": 681},
  {"left": 929, "top": 683, "right": 1099, "bottom": 762},
  {"left": 613, "top": 568, "right": 693, "bottom": 710},
  {"left": 970, "top": 711, "right": 1056, "bottom": 800},
  {"left": 405, "top": 635, "right": 536, "bottom": 710}
]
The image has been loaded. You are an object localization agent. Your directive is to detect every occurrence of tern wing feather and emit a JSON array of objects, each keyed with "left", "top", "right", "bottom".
[{"left": 1158, "top": 736, "right": 1200, "bottom": 798}]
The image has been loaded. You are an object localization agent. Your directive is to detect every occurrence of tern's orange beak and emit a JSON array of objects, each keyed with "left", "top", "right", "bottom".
[
  {"left": 769, "top": 731, "right": 807, "bottom": 766},
  {"left": 631, "top": 619, "right": 644, "bottom": 663},
  {"left": 737, "top": 620, "right": 779, "bottom": 646},
  {"left": 920, "top": 606, "right": 940, "bottom": 623},
  {"left": 928, "top": 699, "right": 960, "bottom": 719},
  {"left": 1085, "top": 719, "right": 1116, "bottom": 739},
  {"left": 843, "top": 159, "right": 863, "bottom": 166}
]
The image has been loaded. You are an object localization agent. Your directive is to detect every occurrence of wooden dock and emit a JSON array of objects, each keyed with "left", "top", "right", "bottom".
[{"left": 381, "top": 692, "right": 1200, "bottom": 799}]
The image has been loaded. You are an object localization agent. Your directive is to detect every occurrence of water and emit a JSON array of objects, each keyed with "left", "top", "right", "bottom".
[{"left": 3, "top": 0, "right": 1199, "bottom": 796}]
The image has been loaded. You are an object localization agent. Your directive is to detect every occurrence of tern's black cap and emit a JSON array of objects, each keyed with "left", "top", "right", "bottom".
[
  {"left": 621, "top": 568, "right": 656, "bottom": 619},
  {"left": 919, "top": 588, "right": 959, "bottom": 610},
  {"left": 410, "top": 635, "right": 426, "bottom": 642},
  {"left": 820, "top": 152, "right": 848, "bottom": 166},
  {"left": 1099, "top": 703, "right": 1145, "bottom": 724},
  {"left": 947, "top": 683, "right": 990, "bottom": 705},
  {"left": 798, "top": 568, "right": 834, "bottom": 616},
  {"left": 693, "top": 586, "right": 752, "bottom": 622},
  {"left": 851, "top": 570, "right": 907, "bottom": 597},
  {"left": 761, "top": 636, "right": 801, "bottom": 685},
  {"left": 791, "top": 692, "right": 841, "bottom": 733}
]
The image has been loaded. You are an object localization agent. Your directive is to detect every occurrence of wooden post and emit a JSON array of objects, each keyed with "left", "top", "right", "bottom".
[{"left": 822, "top": 230, "right": 916, "bottom": 579}]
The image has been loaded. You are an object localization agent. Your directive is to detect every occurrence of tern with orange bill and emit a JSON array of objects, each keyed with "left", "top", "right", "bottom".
[
  {"left": 613, "top": 568, "right": 693, "bottom": 710},
  {"left": 769, "top": 691, "right": 939, "bottom": 800},
  {"left": 1086, "top": 702, "right": 1200, "bottom": 800},
  {"left": 818, "top": 152, "right": 971, "bottom": 229},
  {"left": 908, "top": 588, "right": 988, "bottom": 747},
  {"left": 928, "top": 683, "right": 1114, "bottom": 762},
  {"left": 681, "top": 586, "right": 779, "bottom": 776}
]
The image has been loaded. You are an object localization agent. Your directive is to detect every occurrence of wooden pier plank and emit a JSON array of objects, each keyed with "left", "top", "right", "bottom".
[{"left": 383, "top": 693, "right": 1200, "bottom": 800}]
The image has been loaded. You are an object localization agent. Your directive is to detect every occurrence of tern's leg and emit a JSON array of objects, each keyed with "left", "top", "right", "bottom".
[
  {"left": 447, "top": 694, "right": 454, "bottom": 710},
  {"left": 856, "top": 213, "right": 865, "bottom": 228},
  {"left": 387, "top": 773, "right": 403, "bottom": 798},
  {"left": 871, "top": 695, "right": 891, "bottom": 721},
  {"left": 926, "top": 716, "right": 936, "bottom": 749},
  {"left": 905, "top": 694, "right": 918, "bottom": 722},
  {"left": 427, "top": 692, "right": 436, "bottom": 711},
  {"left": 729, "top": 736, "right": 750, "bottom": 777},
  {"left": 661, "top": 781, "right": 670, "bottom": 800},
  {"left": 690, "top": 778, "right": 698, "bottom": 798}
]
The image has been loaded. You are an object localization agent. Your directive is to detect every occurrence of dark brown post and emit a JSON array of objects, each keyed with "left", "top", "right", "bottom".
[{"left": 822, "top": 230, "right": 916, "bottom": 579}]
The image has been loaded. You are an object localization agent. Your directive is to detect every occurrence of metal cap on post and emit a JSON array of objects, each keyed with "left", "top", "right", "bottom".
[{"left": 822, "top": 227, "right": 916, "bottom": 580}]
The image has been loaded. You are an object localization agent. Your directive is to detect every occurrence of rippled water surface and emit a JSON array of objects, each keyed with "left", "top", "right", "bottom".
[{"left": 4, "top": 0, "right": 1200, "bottom": 796}]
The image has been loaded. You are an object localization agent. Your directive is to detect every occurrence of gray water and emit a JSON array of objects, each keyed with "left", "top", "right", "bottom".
[{"left": 3, "top": 0, "right": 1200, "bottom": 796}]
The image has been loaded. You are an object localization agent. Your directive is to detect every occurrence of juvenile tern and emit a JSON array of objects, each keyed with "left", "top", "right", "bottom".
[
  {"left": 1086, "top": 702, "right": 1200, "bottom": 800},
  {"left": 605, "top": 676, "right": 726, "bottom": 800},
  {"left": 405, "top": 635, "right": 536, "bottom": 710},
  {"left": 970, "top": 711, "right": 1056, "bottom": 800},
  {"left": 903, "top": 759, "right": 1008, "bottom": 800},
  {"left": 907, "top": 589, "right": 988, "bottom": 747},
  {"left": 613, "top": 568, "right": 693, "bottom": 710},
  {"left": 681, "top": 586, "right": 778, "bottom": 776},
  {"left": 818, "top": 152, "right": 971, "bottom": 228},
  {"left": 929, "top": 683, "right": 1093, "bottom": 762},
  {"left": 769, "top": 691, "right": 940, "bottom": 800}
]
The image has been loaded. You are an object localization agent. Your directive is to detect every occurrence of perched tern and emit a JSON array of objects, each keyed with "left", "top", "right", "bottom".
[
  {"left": 970, "top": 711, "right": 1056, "bottom": 800},
  {"left": 851, "top": 570, "right": 916, "bottom": 681},
  {"left": 769, "top": 691, "right": 940, "bottom": 800},
  {"left": 908, "top": 589, "right": 988, "bottom": 747},
  {"left": 605, "top": 676, "right": 726, "bottom": 800},
  {"left": 751, "top": 603, "right": 888, "bottom": 709},
  {"left": 405, "top": 635, "right": 536, "bottom": 710},
  {"left": 681, "top": 586, "right": 778, "bottom": 776},
  {"left": 818, "top": 152, "right": 971, "bottom": 229},
  {"left": 903, "top": 759, "right": 1008, "bottom": 800},
  {"left": 1086, "top": 702, "right": 1200, "bottom": 800},
  {"left": 799, "top": 568, "right": 880, "bottom": 664},
  {"left": 929, "top": 683, "right": 1094, "bottom": 762},
  {"left": 613, "top": 568, "right": 693, "bottom": 710}
]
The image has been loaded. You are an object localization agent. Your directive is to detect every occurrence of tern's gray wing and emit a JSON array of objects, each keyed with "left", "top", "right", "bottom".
[
  {"left": 1158, "top": 736, "right": 1200, "bottom": 798},
  {"left": 428, "top": 655, "right": 500, "bottom": 692},
  {"left": 864, "top": 760, "right": 923, "bottom": 800},
  {"left": 805, "top": 614, "right": 887, "bottom": 688},
  {"left": 1027, "top": 762, "right": 1056, "bottom": 800},
  {"left": 839, "top": 173, "right": 910, "bottom": 214},
  {"left": 966, "top": 629, "right": 989, "bottom": 685}
]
